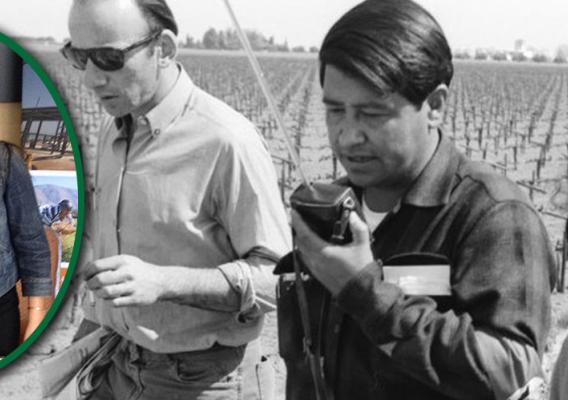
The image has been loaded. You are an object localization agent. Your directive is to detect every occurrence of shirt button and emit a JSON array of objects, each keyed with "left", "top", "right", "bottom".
[
  {"left": 153, "top": 129, "right": 161, "bottom": 136},
  {"left": 137, "top": 116, "right": 148, "bottom": 126}
]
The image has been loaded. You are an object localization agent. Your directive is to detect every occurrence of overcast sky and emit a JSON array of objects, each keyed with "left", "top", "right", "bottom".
[{"left": 2, "top": 0, "right": 567, "bottom": 54}]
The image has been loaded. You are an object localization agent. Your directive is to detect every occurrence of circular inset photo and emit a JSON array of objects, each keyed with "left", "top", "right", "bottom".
[{"left": 0, "top": 33, "right": 83, "bottom": 367}]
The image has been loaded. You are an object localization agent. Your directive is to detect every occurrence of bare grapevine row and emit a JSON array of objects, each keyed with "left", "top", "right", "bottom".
[{"left": 33, "top": 49, "right": 568, "bottom": 288}]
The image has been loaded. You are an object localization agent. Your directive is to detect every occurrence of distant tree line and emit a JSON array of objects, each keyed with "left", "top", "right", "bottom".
[
  {"left": 180, "top": 28, "right": 319, "bottom": 53},
  {"left": 454, "top": 45, "right": 568, "bottom": 64},
  {"left": 15, "top": 36, "right": 58, "bottom": 45}
]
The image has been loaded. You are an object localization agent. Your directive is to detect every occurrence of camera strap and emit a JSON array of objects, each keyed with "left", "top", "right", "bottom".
[
  {"left": 292, "top": 241, "right": 331, "bottom": 400},
  {"left": 323, "top": 301, "right": 343, "bottom": 394}
]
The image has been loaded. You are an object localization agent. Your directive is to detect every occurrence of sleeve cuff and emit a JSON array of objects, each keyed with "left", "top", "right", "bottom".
[
  {"left": 21, "top": 277, "right": 53, "bottom": 297},
  {"left": 218, "top": 260, "right": 256, "bottom": 313}
]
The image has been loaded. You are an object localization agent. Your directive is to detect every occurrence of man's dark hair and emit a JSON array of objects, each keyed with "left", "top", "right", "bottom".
[
  {"left": 319, "top": 0, "right": 453, "bottom": 107},
  {"left": 135, "top": 0, "right": 178, "bottom": 36}
]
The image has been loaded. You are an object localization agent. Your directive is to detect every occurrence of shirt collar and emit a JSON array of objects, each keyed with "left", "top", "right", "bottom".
[
  {"left": 114, "top": 63, "right": 195, "bottom": 139},
  {"left": 343, "top": 131, "right": 463, "bottom": 209},
  {"left": 401, "top": 131, "right": 463, "bottom": 207}
]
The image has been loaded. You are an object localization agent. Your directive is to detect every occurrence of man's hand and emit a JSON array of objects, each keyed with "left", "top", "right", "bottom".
[
  {"left": 291, "top": 209, "right": 375, "bottom": 296},
  {"left": 84, "top": 255, "right": 166, "bottom": 307}
]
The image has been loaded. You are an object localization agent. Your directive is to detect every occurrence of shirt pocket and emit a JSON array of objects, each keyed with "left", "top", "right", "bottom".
[{"left": 383, "top": 252, "right": 455, "bottom": 312}]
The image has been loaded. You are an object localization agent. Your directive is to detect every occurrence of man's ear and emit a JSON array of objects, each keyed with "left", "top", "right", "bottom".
[
  {"left": 425, "top": 84, "right": 448, "bottom": 129},
  {"left": 156, "top": 29, "right": 177, "bottom": 67}
]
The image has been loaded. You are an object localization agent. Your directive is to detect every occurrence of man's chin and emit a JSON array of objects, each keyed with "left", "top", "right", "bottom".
[
  {"left": 102, "top": 107, "right": 129, "bottom": 118},
  {"left": 345, "top": 173, "right": 375, "bottom": 188},
  {"left": 345, "top": 173, "right": 396, "bottom": 190},
  {"left": 98, "top": 100, "right": 129, "bottom": 118}
]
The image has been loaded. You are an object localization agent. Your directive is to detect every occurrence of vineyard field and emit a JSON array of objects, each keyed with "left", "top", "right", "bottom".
[
  {"left": 36, "top": 48, "right": 568, "bottom": 244},
  {"left": 1, "top": 47, "right": 567, "bottom": 399}
]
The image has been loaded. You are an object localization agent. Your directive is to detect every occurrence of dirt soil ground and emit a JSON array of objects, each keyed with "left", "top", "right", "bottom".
[
  {"left": 29, "top": 150, "right": 75, "bottom": 171},
  {"left": 0, "top": 286, "right": 567, "bottom": 399}
]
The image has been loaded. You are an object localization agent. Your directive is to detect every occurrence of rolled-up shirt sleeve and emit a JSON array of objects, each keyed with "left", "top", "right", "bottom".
[
  {"left": 6, "top": 151, "right": 52, "bottom": 296},
  {"left": 214, "top": 126, "right": 291, "bottom": 315},
  {"left": 219, "top": 251, "right": 281, "bottom": 315}
]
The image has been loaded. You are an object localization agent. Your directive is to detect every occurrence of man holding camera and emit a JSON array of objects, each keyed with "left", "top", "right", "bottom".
[
  {"left": 283, "top": 0, "right": 555, "bottom": 399},
  {"left": 61, "top": 0, "right": 290, "bottom": 398},
  {"left": 39, "top": 199, "right": 76, "bottom": 235}
]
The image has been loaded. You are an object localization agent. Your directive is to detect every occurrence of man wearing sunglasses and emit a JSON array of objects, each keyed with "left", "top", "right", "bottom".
[{"left": 62, "top": 0, "right": 290, "bottom": 398}]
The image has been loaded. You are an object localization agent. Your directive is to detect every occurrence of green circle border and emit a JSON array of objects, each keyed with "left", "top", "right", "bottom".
[{"left": 0, "top": 33, "right": 85, "bottom": 368}]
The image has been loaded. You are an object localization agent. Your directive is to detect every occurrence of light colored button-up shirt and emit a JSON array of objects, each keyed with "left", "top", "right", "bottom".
[{"left": 83, "top": 66, "right": 291, "bottom": 353}]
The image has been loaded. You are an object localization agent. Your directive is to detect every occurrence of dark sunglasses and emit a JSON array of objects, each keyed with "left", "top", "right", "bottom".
[{"left": 60, "top": 31, "right": 161, "bottom": 71}]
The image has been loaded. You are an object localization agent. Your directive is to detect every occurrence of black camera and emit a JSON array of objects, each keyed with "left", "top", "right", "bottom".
[{"left": 290, "top": 182, "right": 363, "bottom": 245}]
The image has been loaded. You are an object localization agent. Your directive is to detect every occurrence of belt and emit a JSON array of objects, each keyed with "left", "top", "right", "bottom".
[{"left": 122, "top": 337, "right": 262, "bottom": 365}]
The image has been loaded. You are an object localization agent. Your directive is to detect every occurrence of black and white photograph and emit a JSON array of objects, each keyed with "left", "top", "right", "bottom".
[{"left": 1, "top": 0, "right": 568, "bottom": 399}]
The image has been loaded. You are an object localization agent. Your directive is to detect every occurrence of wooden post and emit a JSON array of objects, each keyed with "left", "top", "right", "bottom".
[
  {"left": 58, "top": 127, "right": 69, "bottom": 157},
  {"left": 280, "top": 162, "right": 285, "bottom": 202},
  {"left": 559, "top": 218, "right": 568, "bottom": 293},
  {"left": 32, "top": 119, "right": 44, "bottom": 149},
  {"left": 530, "top": 171, "right": 535, "bottom": 202},
  {"left": 332, "top": 154, "right": 338, "bottom": 180}
]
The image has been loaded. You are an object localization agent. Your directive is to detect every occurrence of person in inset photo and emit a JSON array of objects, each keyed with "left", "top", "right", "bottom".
[
  {"left": 38, "top": 198, "right": 76, "bottom": 295},
  {"left": 0, "top": 43, "right": 53, "bottom": 356},
  {"left": 279, "top": 0, "right": 556, "bottom": 399},
  {"left": 0, "top": 141, "right": 53, "bottom": 355},
  {"left": 39, "top": 199, "right": 76, "bottom": 235}
]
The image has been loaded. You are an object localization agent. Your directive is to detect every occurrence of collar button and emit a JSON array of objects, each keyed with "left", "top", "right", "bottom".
[{"left": 137, "top": 116, "right": 148, "bottom": 126}]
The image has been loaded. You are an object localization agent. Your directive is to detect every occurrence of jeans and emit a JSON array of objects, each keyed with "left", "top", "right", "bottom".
[{"left": 89, "top": 338, "right": 274, "bottom": 400}]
